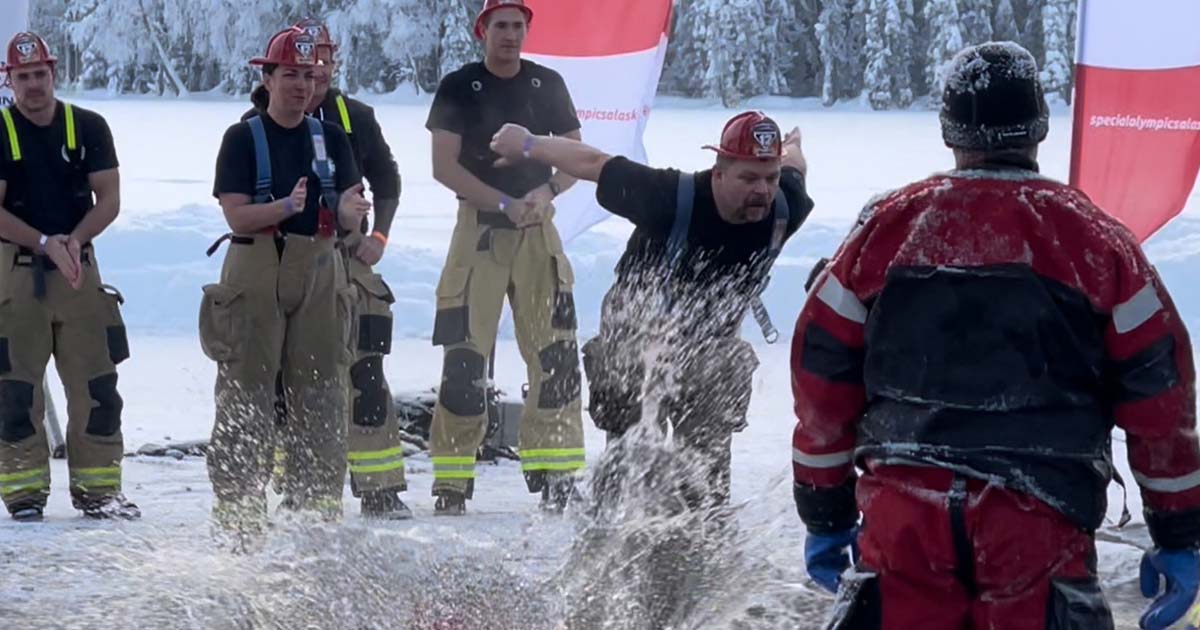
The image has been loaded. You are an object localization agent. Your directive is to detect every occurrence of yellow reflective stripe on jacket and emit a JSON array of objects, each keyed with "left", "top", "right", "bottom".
[
  {"left": 1, "top": 107, "right": 20, "bottom": 161},
  {"left": 432, "top": 456, "right": 476, "bottom": 480},
  {"left": 335, "top": 95, "right": 352, "bottom": 134},
  {"left": 520, "top": 448, "right": 586, "bottom": 472}
]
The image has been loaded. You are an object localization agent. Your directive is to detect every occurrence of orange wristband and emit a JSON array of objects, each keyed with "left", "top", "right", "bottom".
[{"left": 370, "top": 231, "right": 388, "bottom": 245}]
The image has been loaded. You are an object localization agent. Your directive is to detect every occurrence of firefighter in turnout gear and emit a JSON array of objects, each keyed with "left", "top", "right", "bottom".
[
  {"left": 203, "top": 27, "right": 371, "bottom": 548},
  {"left": 425, "top": 0, "right": 586, "bottom": 515},
  {"left": 243, "top": 19, "right": 409, "bottom": 520},
  {"left": 791, "top": 43, "right": 1200, "bottom": 630},
  {"left": 0, "top": 32, "right": 139, "bottom": 522},
  {"left": 490, "top": 112, "right": 814, "bottom": 509},
  {"left": 490, "top": 112, "right": 814, "bottom": 630}
]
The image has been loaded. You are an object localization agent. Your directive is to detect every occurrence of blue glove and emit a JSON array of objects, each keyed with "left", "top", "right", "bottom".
[
  {"left": 1140, "top": 547, "right": 1200, "bottom": 630},
  {"left": 804, "top": 528, "right": 858, "bottom": 593}
]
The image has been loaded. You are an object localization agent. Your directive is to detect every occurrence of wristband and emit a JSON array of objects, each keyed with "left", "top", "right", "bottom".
[
  {"left": 38, "top": 234, "right": 49, "bottom": 252},
  {"left": 370, "top": 231, "right": 388, "bottom": 245},
  {"left": 499, "top": 195, "right": 512, "bottom": 211},
  {"left": 283, "top": 197, "right": 297, "bottom": 216},
  {"left": 522, "top": 135, "right": 535, "bottom": 159}
]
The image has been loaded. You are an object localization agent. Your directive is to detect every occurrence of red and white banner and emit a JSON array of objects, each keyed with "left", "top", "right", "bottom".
[
  {"left": 1070, "top": 0, "right": 1200, "bottom": 241},
  {"left": 522, "top": 0, "right": 672, "bottom": 242},
  {"left": 0, "top": 0, "right": 31, "bottom": 108}
]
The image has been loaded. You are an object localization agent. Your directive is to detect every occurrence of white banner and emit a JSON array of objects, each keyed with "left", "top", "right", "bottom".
[
  {"left": 0, "top": 0, "right": 31, "bottom": 108},
  {"left": 521, "top": 0, "right": 673, "bottom": 242}
]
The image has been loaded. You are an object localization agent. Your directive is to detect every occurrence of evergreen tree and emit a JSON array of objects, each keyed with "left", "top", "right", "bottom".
[
  {"left": 29, "top": 0, "right": 1079, "bottom": 105},
  {"left": 815, "top": 0, "right": 853, "bottom": 105},
  {"left": 1020, "top": 0, "right": 1046, "bottom": 62},
  {"left": 959, "top": 0, "right": 994, "bottom": 45},
  {"left": 1040, "top": 0, "right": 1075, "bottom": 102},
  {"left": 864, "top": 0, "right": 916, "bottom": 109},
  {"left": 993, "top": 0, "right": 1020, "bottom": 43},
  {"left": 437, "top": 0, "right": 479, "bottom": 83},
  {"left": 924, "top": 0, "right": 965, "bottom": 94}
]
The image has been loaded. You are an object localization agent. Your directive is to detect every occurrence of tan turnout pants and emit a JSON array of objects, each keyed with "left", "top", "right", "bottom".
[
  {"left": 581, "top": 285, "right": 760, "bottom": 507},
  {"left": 429, "top": 202, "right": 584, "bottom": 498},
  {"left": 343, "top": 247, "right": 405, "bottom": 494},
  {"left": 0, "top": 242, "right": 130, "bottom": 513},
  {"left": 199, "top": 234, "right": 352, "bottom": 539}
]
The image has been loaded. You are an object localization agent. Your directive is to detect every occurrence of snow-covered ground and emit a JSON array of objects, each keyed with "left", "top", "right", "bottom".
[{"left": 1, "top": 96, "right": 1197, "bottom": 628}]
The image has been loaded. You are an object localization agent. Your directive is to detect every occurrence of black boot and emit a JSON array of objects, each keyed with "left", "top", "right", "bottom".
[
  {"left": 539, "top": 473, "right": 580, "bottom": 515},
  {"left": 79, "top": 493, "right": 141, "bottom": 520},
  {"left": 433, "top": 491, "right": 466, "bottom": 516},
  {"left": 361, "top": 489, "right": 413, "bottom": 520},
  {"left": 9, "top": 500, "right": 45, "bottom": 522}
]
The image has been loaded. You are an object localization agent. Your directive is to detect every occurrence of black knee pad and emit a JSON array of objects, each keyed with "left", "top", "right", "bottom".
[
  {"left": 350, "top": 356, "right": 389, "bottom": 428},
  {"left": 86, "top": 373, "right": 123, "bottom": 437},
  {"left": 0, "top": 380, "right": 35, "bottom": 443},
  {"left": 538, "top": 340, "right": 581, "bottom": 410},
  {"left": 439, "top": 348, "right": 486, "bottom": 416}
]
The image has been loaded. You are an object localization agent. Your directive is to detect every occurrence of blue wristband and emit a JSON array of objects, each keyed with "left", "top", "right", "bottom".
[
  {"left": 499, "top": 195, "right": 512, "bottom": 211},
  {"left": 522, "top": 135, "right": 535, "bottom": 159},
  {"left": 282, "top": 197, "right": 296, "bottom": 215}
]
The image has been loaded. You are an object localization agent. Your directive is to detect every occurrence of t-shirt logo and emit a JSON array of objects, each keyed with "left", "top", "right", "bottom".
[{"left": 751, "top": 123, "right": 779, "bottom": 157}]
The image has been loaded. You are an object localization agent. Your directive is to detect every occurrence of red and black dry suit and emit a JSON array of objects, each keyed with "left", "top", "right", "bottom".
[{"left": 791, "top": 165, "right": 1200, "bottom": 629}]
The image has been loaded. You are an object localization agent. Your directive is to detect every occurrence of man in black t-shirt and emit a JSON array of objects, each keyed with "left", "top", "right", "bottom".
[
  {"left": 424, "top": 0, "right": 586, "bottom": 516},
  {"left": 0, "top": 32, "right": 139, "bottom": 522},
  {"left": 242, "top": 19, "right": 411, "bottom": 521},
  {"left": 202, "top": 26, "right": 370, "bottom": 548},
  {"left": 491, "top": 111, "right": 814, "bottom": 506}
]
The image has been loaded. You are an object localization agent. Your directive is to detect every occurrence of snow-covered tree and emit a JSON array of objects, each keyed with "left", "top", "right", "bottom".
[
  {"left": 993, "top": 0, "right": 1021, "bottom": 43},
  {"left": 1040, "top": 0, "right": 1075, "bottom": 103},
  {"left": 1020, "top": 0, "right": 1046, "bottom": 62},
  {"left": 437, "top": 0, "right": 479, "bottom": 83},
  {"left": 959, "top": 0, "right": 994, "bottom": 45},
  {"left": 815, "top": 0, "right": 859, "bottom": 105},
  {"left": 31, "top": 0, "right": 1079, "bottom": 105},
  {"left": 762, "top": 0, "right": 798, "bottom": 95},
  {"left": 781, "top": 0, "right": 827, "bottom": 98},
  {"left": 863, "top": 0, "right": 916, "bottom": 109},
  {"left": 680, "top": 0, "right": 788, "bottom": 107},
  {"left": 924, "top": 0, "right": 965, "bottom": 94}
]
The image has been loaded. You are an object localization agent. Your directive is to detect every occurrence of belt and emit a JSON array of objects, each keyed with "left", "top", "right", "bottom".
[
  {"left": 12, "top": 245, "right": 94, "bottom": 300},
  {"left": 476, "top": 210, "right": 519, "bottom": 230},
  {"left": 206, "top": 230, "right": 335, "bottom": 258}
]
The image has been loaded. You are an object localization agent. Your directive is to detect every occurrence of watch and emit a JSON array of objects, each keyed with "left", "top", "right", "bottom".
[{"left": 547, "top": 180, "right": 562, "bottom": 198}]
